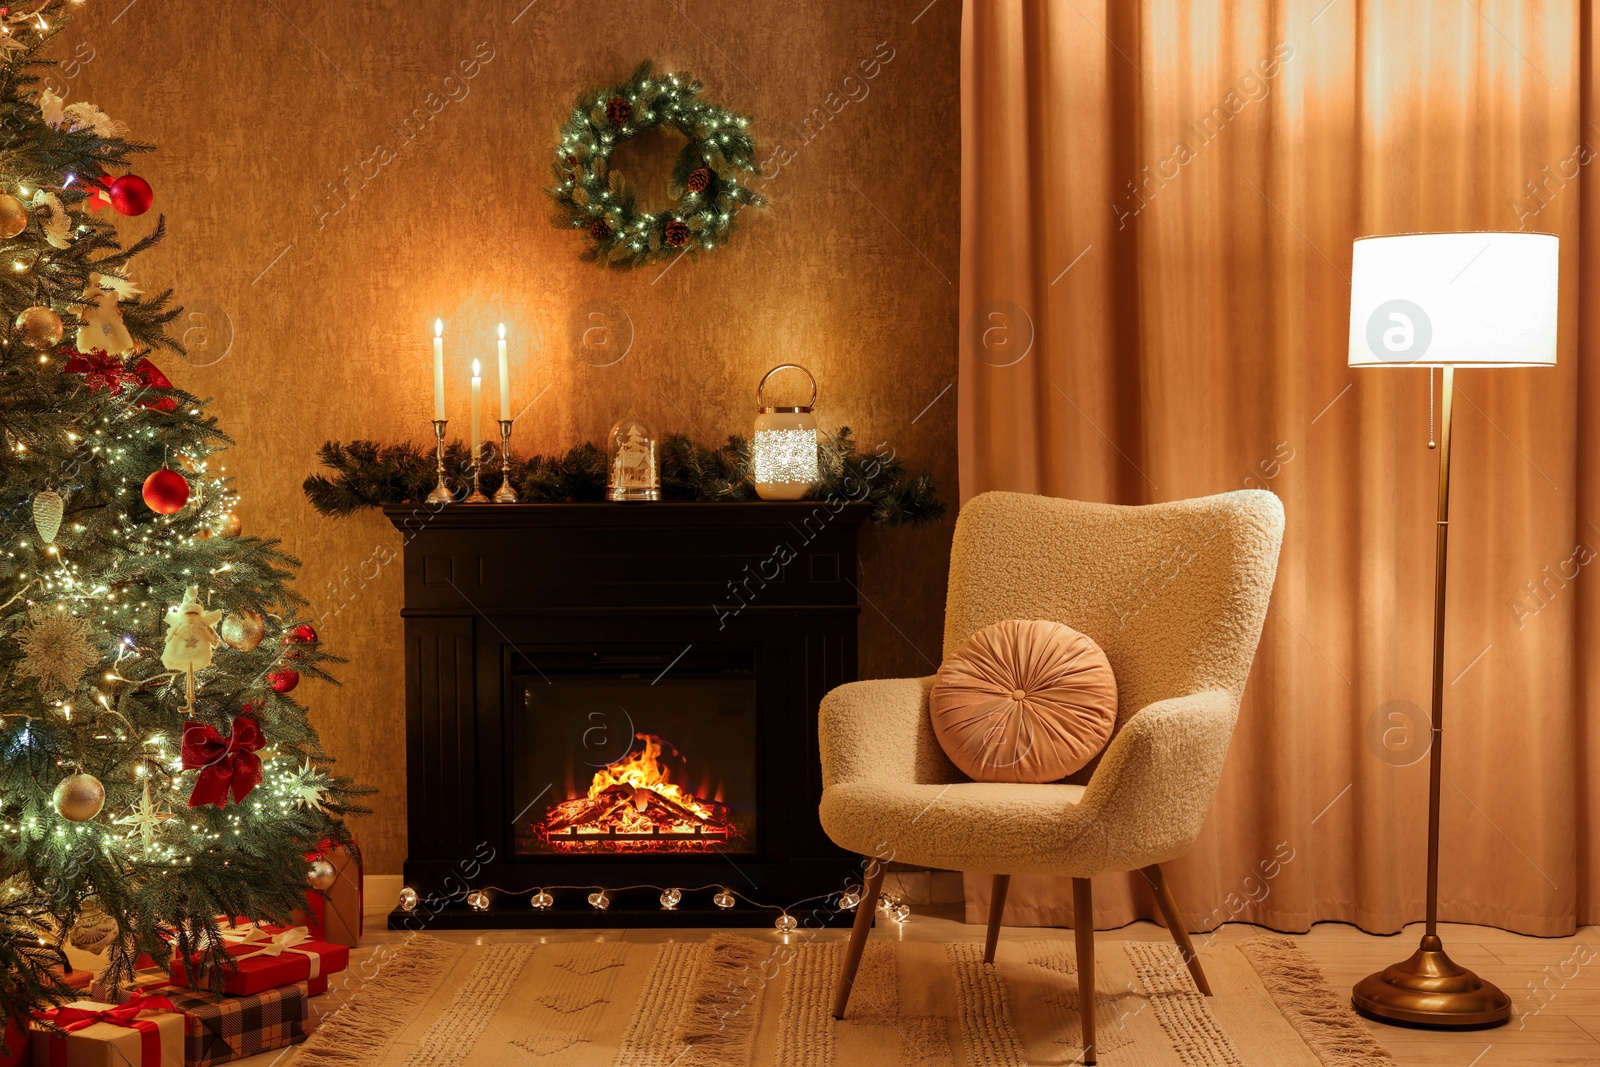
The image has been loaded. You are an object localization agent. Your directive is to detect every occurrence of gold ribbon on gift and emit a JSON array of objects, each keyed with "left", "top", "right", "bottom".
[{"left": 210, "top": 923, "right": 324, "bottom": 978}]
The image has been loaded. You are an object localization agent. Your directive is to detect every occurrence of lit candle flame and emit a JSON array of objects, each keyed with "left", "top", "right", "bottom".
[
  {"left": 434, "top": 318, "right": 443, "bottom": 338},
  {"left": 472, "top": 359, "right": 481, "bottom": 378},
  {"left": 498, "top": 323, "right": 506, "bottom": 339}
]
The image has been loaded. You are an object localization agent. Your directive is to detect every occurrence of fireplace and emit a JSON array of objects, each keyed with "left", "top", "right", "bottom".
[
  {"left": 509, "top": 647, "right": 759, "bottom": 857},
  {"left": 386, "top": 501, "right": 869, "bottom": 926}
]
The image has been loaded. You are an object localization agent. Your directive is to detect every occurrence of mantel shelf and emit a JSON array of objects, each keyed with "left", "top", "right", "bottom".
[{"left": 382, "top": 500, "right": 875, "bottom": 531}]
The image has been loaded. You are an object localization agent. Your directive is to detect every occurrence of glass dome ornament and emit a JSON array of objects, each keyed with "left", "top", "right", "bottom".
[
  {"left": 752, "top": 365, "right": 819, "bottom": 500},
  {"left": 659, "top": 888, "right": 682, "bottom": 910},
  {"left": 587, "top": 889, "right": 612, "bottom": 911},
  {"left": 774, "top": 913, "right": 798, "bottom": 933},
  {"left": 607, "top": 416, "right": 660, "bottom": 501},
  {"left": 530, "top": 889, "right": 554, "bottom": 910},
  {"left": 837, "top": 888, "right": 861, "bottom": 911},
  {"left": 713, "top": 888, "right": 736, "bottom": 910},
  {"left": 466, "top": 890, "right": 490, "bottom": 912},
  {"left": 398, "top": 886, "right": 419, "bottom": 912}
]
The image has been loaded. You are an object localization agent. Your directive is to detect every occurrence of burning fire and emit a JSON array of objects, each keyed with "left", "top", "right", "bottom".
[{"left": 535, "top": 733, "right": 737, "bottom": 852}]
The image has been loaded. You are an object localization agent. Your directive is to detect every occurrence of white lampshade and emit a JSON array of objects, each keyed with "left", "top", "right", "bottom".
[{"left": 1347, "top": 232, "right": 1558, "bottom": 368}]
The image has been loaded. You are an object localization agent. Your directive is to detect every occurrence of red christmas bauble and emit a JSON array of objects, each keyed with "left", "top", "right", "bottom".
[
  {"left": 289, "top": 624, "right": 318, "bottom": 644},
  {"left": 268, "top": 669, "right": 299, "bottom": 694},
  {"left": 109, "top": 174, "right": 154, "bottom": 216},
  {"left": 142, "top": 468, "right": 190, "bottom": 514}
]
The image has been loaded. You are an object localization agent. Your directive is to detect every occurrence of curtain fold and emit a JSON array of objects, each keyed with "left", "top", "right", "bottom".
[{"left": 959, "top": 0, "right": 1594, "bottom": 935}]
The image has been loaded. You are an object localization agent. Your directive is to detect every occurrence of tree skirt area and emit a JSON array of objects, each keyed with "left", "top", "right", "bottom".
[{"left": 286, "top": 932, "right": 1393, "bottom": 1067}]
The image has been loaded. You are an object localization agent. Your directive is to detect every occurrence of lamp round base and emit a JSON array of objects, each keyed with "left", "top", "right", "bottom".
[{"left": 1352, "top": 935, "right": 1510, "bottom": 1029}]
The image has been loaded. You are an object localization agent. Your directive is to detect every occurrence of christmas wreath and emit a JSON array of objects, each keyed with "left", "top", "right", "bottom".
[{"left": 547, "top": 61, "right": 765, "bottom": 268}]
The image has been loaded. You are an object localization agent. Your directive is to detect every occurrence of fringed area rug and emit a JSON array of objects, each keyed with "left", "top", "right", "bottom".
[{"left": 287, "top": 933, "right": 1392, "bottom": 1066}]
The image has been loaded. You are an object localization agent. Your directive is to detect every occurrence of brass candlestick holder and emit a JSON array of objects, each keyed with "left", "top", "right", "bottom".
[
  {"left": 464, "top": 441, "right": 491, "bottom": 504},
  {"left": 425, "top": 419, "right": 453, "bottom": 505},
  {"left": 493, "top": 420, "right": 519, "bottom": 503}
]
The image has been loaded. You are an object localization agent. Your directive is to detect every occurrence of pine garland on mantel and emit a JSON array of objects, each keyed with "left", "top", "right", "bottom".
[{"left": 303, "top": 428, "right": 945, "bottom": 527}]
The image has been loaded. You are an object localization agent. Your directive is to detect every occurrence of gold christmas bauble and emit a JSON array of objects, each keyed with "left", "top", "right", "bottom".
[
  {"left": 306, "top": 858, "right": 337, "bottom": 891},
  {"left": 15, "top": 305, "right": 63, "bottom": 349},
  {"left": 0, "top": 193, "right": 28, "bottom": 239},
  {"left": 212, "top": 512, "right": 242, "bottom": 538},
  {"left": 53, "top": 772, "right": 105, "bottom": 822},
  {"left": 69, "top": 905, "right": 120, "bottom": 954},
  {"left": 218, "top": 609, "right": 265, "bottom": 651}
]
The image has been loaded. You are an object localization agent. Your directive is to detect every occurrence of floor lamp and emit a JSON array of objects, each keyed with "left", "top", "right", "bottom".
[{"left": 1345, "top": 231, "right": 1559, "bottom": 1028}]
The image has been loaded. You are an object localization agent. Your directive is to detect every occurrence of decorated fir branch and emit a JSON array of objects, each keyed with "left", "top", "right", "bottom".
[
  {"left": 0, "top": 0, "right": 372, "bottom": 1025},
  {"left": 546, "top": 59, "right": 766, "bottom": 269},
  {"left": 303, "top": 427, "right": 946, "bottom": 527}
]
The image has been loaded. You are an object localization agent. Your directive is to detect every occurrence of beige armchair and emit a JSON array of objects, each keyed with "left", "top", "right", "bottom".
[{"left": 819, "top": 489, "right": 1284, "bottom": 1064}]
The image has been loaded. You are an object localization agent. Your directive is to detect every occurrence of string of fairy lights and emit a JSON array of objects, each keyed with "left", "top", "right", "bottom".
[{"left": 396, "top": 882, "right": 914, "bottom": 932}]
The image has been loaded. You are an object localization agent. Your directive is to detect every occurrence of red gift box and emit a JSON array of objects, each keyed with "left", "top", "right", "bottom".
[
  {"left": 1, "top": 1013, "right": 26, "bottom": 1067},
  {"left": 169, "top": 926, "right": 346, "bottom": 997},
  {"left": 93, "top": 966, "right": 327, "bottom": 1001},
  {"left": 300, "top": 841, "right": 362, "bottom": 948}
]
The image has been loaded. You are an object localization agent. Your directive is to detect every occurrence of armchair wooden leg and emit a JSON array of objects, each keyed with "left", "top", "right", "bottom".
[
  {"left": 1140, "top": 863, "right": 1212, "bottom": 997},
  {"left": 831, "top": 859, "right": 887, "bottom": 1020},
  {"left": 1073, "top": 877, "right": 1096, "bottom": 1066},
  {"left": 983, "top": 874, "right": 1010, "bottom": 964}
]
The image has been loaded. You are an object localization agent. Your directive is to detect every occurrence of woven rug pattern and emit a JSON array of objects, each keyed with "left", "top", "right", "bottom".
[{"left": 287, "top": 933, "right": 1392, "bottom": 1067}]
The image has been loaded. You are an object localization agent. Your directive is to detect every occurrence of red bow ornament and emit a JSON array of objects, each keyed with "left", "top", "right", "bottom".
[
  {"left": 182, "top": 714, "right": 265, "bottom": 808},
  {"left": 63, "top": 349, "right": 139, "bottom": 394},
  {"left": 63, "top": 349, "right": 177, "bottom": 412}
]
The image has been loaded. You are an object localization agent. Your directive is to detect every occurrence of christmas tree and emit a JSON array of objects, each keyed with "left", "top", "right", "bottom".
[{"left": 0, "top": 0, "right": 368, "bottom": 1027}]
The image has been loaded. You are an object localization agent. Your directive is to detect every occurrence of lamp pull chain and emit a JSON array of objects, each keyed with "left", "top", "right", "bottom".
[{"left": 1428, "top": 368, "right": 1436, "bottom": 450}]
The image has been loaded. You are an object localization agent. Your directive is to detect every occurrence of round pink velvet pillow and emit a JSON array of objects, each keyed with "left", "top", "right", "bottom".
[{"left": 930, "top": 619, "right": 1118, "bottom": 783}]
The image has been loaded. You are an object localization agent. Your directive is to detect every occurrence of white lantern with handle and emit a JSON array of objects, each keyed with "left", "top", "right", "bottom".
[{"left": 752, "top": 364, "right": 819, "bottom": 501}]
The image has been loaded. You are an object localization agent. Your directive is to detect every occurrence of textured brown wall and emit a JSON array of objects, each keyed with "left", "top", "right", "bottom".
[{"left": 65, "top": 1, "right": 960, "bottom": 872}]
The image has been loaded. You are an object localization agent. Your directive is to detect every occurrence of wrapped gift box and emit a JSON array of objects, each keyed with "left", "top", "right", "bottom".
[
  {"left": 169, "top": 926, "right": 346, "bottom": 997},
  {"left": 93, "top": 968, "right": 327, "bottom": 1003},
  {"left": 28, "top": 997, "right": 182, "bottom": 1067},
  {"left": 128, "top": 985, "right": 307, "bottom": 1067},
  {"left": 2, "top": 1014, "right": 27, "bottom": 1067},
  {"left": 300, "top": 841, "right": 362, "bottom": 948}
]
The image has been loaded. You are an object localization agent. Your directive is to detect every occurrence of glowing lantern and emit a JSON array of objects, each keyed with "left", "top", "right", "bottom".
[{"left": 752, "top": 364, "right": 819, "bottom": 501}]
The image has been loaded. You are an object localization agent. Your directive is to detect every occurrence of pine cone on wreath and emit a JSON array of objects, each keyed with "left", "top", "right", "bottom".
[
  {"left": 590, "top": 219, "right": 612, "bottom": 240},
  {"left": 606, "top": 97, "right": 633, "bottom": 126},
  {"left": 664, "top": 220, "right": 690, "bottom": 247},
  {"left": 686, "top": 167, "right": 712, "bottom": 193}
]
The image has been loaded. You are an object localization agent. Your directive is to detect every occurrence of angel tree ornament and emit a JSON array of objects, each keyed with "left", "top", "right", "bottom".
[
  {"left": 75, "top": 273, "right": 136, "bottom": 355},
  {"left": 162, "top": 585, "right": 222, "bottom": 713}
]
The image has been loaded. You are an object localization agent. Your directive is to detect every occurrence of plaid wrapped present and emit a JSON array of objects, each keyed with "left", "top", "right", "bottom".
[{"left": 140, "top": 985, "right": 308, "bottom": 1067}]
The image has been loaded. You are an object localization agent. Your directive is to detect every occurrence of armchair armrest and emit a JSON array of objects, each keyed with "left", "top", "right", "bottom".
[
  {"left": 818, "top": 676, "right": 963, "bottom": 789},
  {"left": 1069, "top": 689, "right": 1240, "bottom": 871}
]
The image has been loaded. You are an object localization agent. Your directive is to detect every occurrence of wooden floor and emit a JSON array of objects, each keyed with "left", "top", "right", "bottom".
[{"left": 214, "top": 908, "right": 1596, "bottom": 1066}]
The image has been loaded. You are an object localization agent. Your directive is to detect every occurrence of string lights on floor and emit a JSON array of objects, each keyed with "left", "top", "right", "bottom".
[{"left": 395, "top": 882, "right": 915, "bottom": 933}]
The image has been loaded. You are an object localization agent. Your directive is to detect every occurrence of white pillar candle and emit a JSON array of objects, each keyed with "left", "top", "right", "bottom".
[
  {"left": 432, "top": 319, "right": 445, "bottom": 421},
  {"left": 497, "top": 323, "right": 510, "bottom": 421},
  {"left": 470, "top": 359, "right": 482, "bottom": 460}
]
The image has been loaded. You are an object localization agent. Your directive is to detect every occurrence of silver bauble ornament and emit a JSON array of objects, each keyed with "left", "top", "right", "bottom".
[
  {"left": 53, "top": 772, "right": 105, "bottom": 822},
  {"left": 306, "top": 858, "right": 337, "bottom": 891}
]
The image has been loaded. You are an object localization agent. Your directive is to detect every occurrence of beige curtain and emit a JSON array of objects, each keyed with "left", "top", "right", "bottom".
[{"left": 959, "top": 0, "right": 1599, "bottom": 935}]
